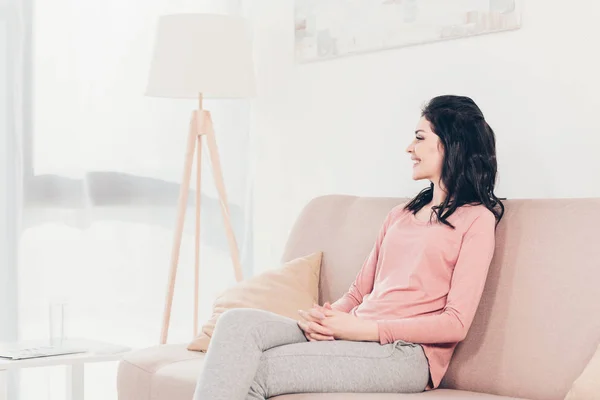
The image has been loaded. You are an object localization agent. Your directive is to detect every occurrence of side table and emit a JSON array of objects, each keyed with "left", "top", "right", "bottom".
[{"left": 0, "top": 338, "right": 131, "bottom": 400}]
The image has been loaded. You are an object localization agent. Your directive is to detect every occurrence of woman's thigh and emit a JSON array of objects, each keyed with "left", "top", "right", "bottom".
[{"left": 251, "top": 340, "right": 430, "bottom": 398}]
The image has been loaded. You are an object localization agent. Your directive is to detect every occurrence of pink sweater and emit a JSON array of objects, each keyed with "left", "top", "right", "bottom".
[{"left": 332, "top": 204, "right": 496, "bottom": 389}]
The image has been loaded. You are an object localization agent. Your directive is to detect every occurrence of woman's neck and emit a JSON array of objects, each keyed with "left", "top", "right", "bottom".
[{"left": 431, "top": 180, "right": 447, "bottom": 205}]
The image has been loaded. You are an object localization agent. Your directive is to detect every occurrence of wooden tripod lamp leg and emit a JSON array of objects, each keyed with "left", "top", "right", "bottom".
[
  {"left": 203, "top": 111, "right": 244, "bottom": 283},
  {"left": 193, "top": 112, "right": 204, "bottom": 338},
  {"left": 160, "top": 111, "right": 198, "bottom": 345}
]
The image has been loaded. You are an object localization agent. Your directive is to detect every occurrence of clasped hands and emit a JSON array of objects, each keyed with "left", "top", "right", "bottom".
[{"left": 297, "top": 303, "right": 379, "bottom": 342}]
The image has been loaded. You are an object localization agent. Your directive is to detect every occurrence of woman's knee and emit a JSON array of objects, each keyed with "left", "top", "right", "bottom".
[{"left": 217, "top": 308, "right": 274, "bottom": 329}]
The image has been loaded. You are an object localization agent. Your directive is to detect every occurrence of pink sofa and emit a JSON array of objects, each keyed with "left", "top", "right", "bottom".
[{"left": 117, "top": 195, "right": 600, "bottom": 399}]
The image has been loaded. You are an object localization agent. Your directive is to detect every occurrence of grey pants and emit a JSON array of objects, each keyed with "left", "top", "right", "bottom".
[{"left": 192, "top": 308, "right": 430, "bottom": 400}]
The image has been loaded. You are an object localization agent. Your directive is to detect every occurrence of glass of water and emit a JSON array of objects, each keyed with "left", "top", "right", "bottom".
[{"left": 49, "top": 301, "right": 68, "bottom": 347}]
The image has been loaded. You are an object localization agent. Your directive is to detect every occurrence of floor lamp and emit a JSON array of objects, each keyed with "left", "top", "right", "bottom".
[{"left": 145, "top": 14, "right": 256, "bottom": 344}]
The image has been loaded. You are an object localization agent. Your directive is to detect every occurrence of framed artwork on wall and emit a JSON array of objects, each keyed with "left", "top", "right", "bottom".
[{"left": 294, "top": 0, "right": 522, "bottom": 63}]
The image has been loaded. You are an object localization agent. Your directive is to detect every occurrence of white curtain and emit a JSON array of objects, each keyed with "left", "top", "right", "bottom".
[
  {"left": 1, "top": 0, "right": 26, "bottom": 397},
  {"left": 4, "top": 0, "right": 254, "bottom": 399}
]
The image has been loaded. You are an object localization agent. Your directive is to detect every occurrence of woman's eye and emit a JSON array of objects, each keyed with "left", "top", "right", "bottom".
[{"left": 416, "top": 136, "right": 424, "bottom": 141}]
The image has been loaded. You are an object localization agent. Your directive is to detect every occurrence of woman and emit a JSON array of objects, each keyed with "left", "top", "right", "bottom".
[{"left": 193, "top": 95, "right": 504, "bottom": 399}]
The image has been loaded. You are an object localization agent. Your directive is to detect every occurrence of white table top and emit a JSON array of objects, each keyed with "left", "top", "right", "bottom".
[{"left": 0, "top": 338, "right": 132, "bottom": 370}]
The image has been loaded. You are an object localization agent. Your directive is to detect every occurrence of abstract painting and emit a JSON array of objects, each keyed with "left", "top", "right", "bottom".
[{"left": 294, "top": 0, "right": 522, "bottom": 63}]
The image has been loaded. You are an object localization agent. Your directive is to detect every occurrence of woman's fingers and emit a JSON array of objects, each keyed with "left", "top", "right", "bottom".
[
  {"left": 298, "top": 320, "right": 316, "bottom": 335},
  {"left": 304, "top": 330, "right": 334, "bottom": 342},
  {"left": 299, "top": 307, "right": 335, "bottom": 338},
  {"left": 308, "top": 332, "right": 335, "bottom": 341},
  {"left": 313, "top": 303, "right": 331, "bottom": 312},
  {"left": 298, "top": 320, "right": 309, "bottom": 332},
  {"left": 324, "top": 308, "right": 339, "bottom": 317},
  {"left": 308, "top": 321, "right": 334, "bottom": 336},
  {"left": 298, "top": 320, "right": 334, "bottom": 336},
  {"left": 298, "top": 309, "right": 322, "bottom": 323},
  {"left": 308, "top": 308, "right": 326, "bottom": 320},
  {"left": 299, "top": 320, "right": 335, "bottom": 342}
]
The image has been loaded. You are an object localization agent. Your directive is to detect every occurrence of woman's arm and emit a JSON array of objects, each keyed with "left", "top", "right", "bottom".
[
  {"left": 377, "top": 211, "right": 496, "bottom": 345},
  {"left": 331, "top": 206, "right": 401, "bottom": 313}
]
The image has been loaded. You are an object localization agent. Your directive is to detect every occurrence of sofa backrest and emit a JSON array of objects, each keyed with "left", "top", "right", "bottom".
[{"left": 281, "top": 195, "right": 600, "bottom": 400}]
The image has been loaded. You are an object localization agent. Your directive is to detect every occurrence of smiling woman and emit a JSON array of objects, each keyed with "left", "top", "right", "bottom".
[
  {"left": 407, "top": 120, "right": 445, "bottom": 183},
  {"left": 191, "top": 95, "right": 504, "bottom": 399},
  {"left": 404, "top": 95, "right": 504, "bottom": 228}
]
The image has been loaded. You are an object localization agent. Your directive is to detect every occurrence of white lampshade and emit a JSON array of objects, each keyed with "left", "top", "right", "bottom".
[{"left": 146, "top": 14, "right": 256, "bottom": 99}]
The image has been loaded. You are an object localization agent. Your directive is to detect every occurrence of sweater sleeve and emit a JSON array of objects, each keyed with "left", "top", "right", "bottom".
[
  {"left": 331, "top": 206, "right": 401, "bottom": 313},
  {"left": 377, "top": 210, "right": 496, "bottom": 344}
]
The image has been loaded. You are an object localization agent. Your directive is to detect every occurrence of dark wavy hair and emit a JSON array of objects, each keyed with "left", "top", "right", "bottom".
[{"left": 404, "top": 95, "right": 504, "bottom": 228}]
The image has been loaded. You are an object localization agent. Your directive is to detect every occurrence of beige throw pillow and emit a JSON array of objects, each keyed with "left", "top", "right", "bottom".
[
  {"left": 187, "top": 252, "right": 322, "bottom": 352},
  {"left": 565, "top": 344, "right": 600, "bottom": 400}
]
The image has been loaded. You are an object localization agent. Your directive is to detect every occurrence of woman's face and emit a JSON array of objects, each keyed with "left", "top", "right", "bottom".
[{"left": 406, "top": 117, "right": 444, "bottom": 183}]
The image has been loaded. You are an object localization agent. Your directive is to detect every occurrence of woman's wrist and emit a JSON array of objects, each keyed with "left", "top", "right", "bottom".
[{"left": 358, "top": 320, "right": 380, "bottom": 342}]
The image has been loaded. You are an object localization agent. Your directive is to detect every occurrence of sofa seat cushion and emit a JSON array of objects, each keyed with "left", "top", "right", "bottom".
[
  {"left": 117, "top": 344, "right": 204, "bottom": 400},
  {"left": 118, "top": 345, "right": 526, "bottom": 400}
]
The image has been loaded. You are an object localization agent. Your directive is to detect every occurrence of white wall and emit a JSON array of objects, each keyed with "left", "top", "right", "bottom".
[{"left": 247, "top": 0, "right": 600, "bottom": 270}]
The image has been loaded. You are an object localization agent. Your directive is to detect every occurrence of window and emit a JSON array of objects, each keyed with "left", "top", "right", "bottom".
[{"left": 8, "top": 1, "right": 253, "bottom": 399}]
